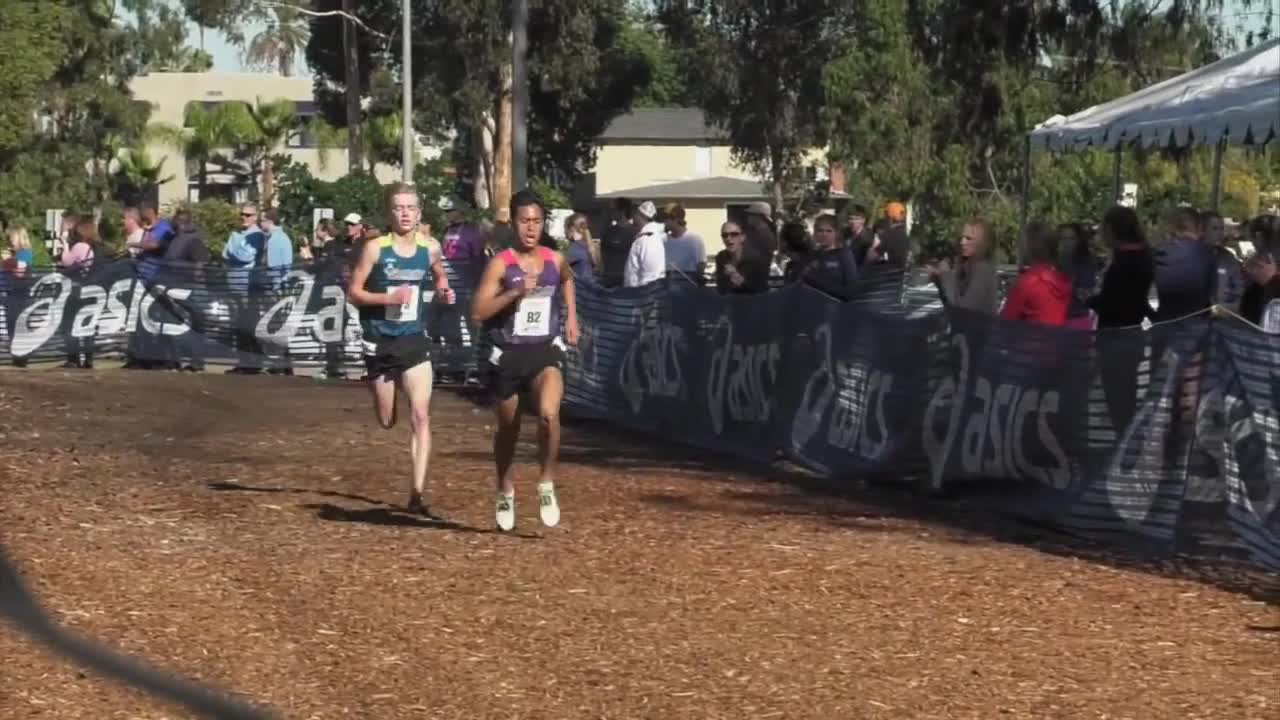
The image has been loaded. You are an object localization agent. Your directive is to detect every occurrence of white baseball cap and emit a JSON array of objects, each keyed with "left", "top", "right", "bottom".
[
  {"left": 343, "top": 212, "right": 362, "bottom": 224},
  {"left": 637, "top": 201, "right": 657, "bottom": 220}
]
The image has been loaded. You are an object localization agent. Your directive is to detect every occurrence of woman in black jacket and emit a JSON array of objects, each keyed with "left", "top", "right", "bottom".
[{"left": 1089, "top": 205, "right": 1154, "bottom": 435}]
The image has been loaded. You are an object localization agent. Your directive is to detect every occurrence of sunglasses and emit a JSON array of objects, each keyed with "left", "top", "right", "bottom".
[{"left": 240, "top": 212, "right": 256, "bottom": 218}]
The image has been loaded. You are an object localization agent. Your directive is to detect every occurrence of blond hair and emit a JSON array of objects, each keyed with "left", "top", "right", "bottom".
[{"left": 6, "top": 225, "right": 32, "bottom": 252}]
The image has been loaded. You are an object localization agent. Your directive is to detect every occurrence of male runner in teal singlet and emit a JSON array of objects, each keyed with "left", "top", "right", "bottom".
[{"left": 348, "top": 183, "right": 455, "bottom": 515}]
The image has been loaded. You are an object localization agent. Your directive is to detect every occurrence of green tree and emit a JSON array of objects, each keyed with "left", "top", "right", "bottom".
[
  {"left": 220, "top": 98, "right": 330, "bottom": 206},
  {"left": 616, "top": 19, "right": 693, "bottom": 108},
  {"left": 657, "top": 0, "right": 855, "bottom": 218},
  {"left": 181, "top": 0, "right": 252, "bottom": 48},
  {"left": 0, "top": 3, "right": 68, "bottom": 156},
  {"left": 121, "top": 0, "right": 210, "bottom": 73},
  {"left": 114, "top": 145, "right": 175, "bottom": 206},
  {"left": 243, "top": 2, "right": 312, "bottom": 77},
  {"left": 304, "top": 0, "right": 651, "bottom": 207}
]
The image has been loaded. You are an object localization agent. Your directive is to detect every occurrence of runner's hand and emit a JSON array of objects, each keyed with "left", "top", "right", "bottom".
[
  {"left": 438, "top": 286, "right": 456, "bottom": 304},
  {"left": 388, "top": 285, "right": 414, "bottom": 305},
  {"left": 566, "top": 315, "right": 580, "bottom": 346},
  {"left": 522, "top": 274, "right": 538, "bottom": 293}
]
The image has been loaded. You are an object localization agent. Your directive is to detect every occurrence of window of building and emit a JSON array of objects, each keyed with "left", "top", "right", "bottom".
[{"left": 694, "top": 146, "right": 712, "bottom": 177}]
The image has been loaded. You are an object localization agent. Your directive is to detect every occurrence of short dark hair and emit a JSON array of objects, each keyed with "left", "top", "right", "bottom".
[
  {"left": 262, "top": 208, "right": 280, "bottom": 223},
  {"left": 612, "top": 197, "right": 633, "bottom": 216},
  {"left": 1169, "top": 205, "right": 1201, "bottom": 234},
  {"left": 849, "top": 204, "right": 868, "bottom": 217},
  {"left": 510, "top": 188, "right": 546, "bottom": 221}
]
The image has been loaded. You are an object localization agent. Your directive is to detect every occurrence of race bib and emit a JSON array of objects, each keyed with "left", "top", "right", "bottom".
[
  {"left": 386, "top": 285, "right": 420, "bottom": 322},
  {"left": 513, "top": 294, "right": 552, "bottom": 337}
]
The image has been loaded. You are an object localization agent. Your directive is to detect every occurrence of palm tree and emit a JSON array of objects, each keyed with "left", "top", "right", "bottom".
[
  {"left": 150, "top": 102, "right": 237, "bottom": 199},
  {"left": 242, "top": 3, "right": 311, "bottom": 77},
  {"left": 114, "top": 145, "right": 176, "bottom": 205},
  {"left": 221, "top": 98, "right": 308, "bottom": 206}
]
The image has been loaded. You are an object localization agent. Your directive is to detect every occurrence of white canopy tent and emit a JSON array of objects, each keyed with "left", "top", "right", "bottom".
[{"left": 1023, "top": 37, "right": 1279, "bottom": 218}]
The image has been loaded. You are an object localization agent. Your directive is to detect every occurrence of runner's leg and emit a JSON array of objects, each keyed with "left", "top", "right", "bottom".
[
  {"left": 528, "top": 365, "right": 564, "bottom": 485},
  {"left": 399, "top": 360, "right": 434, "bottom": 512},
  {"left": 493, "top": 390, "right": 522, "bottom": 530},
  {"left": 528, "top": 364, "right": 564, "bottom": 527},
  {"left": 369, "top": 373, "right": 398, "bottom": 429}
]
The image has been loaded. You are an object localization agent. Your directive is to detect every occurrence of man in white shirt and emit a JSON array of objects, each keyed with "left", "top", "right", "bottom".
[
  {"left": 122, "top": 207, "right": 145, "bottom": 257},
  {"left": 662, "top": 202, "right": 706, "bottom": 283},
  {"left": 623, "top": 200, "right": 667, "bottom": 287}
]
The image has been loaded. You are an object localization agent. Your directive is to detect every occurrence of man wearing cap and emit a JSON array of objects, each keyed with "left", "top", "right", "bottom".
[
  {"left": 623, "top": 200, "right": 667, "bottom": 287},
  {"left": 441, "top": 196, "right": 486, "bottom": 262}
]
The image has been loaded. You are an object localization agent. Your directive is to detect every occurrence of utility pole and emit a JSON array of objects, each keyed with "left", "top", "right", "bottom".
[
  {"left": 401, "top": 0, "right": 413, "bottom": 183},
  {"left": 511, "top": 0, "right": 529, "bottom": 192},
  {"left": 342, "top": 0, "right": 364, "bottom": 173}
]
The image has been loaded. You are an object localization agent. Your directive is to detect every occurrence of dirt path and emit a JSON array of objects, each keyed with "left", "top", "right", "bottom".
[{"left": 0, "top": 369, "right": 1275, "bottom": 720}]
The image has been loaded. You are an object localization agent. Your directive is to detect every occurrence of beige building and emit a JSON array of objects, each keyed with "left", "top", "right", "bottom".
[
  {"left": 130, "top": 72, "right": 400, "bottom": 208},
  {"left": 582, "top": 108, "right": 848, "bottom": 243}
]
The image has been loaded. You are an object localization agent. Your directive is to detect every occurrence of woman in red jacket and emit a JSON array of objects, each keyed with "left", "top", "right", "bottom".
[{"left": 1001, "top": 221, "right": 1072, "bottom": 326}]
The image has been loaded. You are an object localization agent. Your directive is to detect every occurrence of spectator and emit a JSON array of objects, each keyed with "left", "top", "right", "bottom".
[
  {"left": 3, "top": 225, "right": 35, "bottom": 276},
  {"left": 306, "top": 219, "right": 338, "bottom": 261},
  {"left": 779, "top": 220, "right": 812, "bottom": 284},
  {"left": 563, "top": 212, "right": 596, "bottom": 282},
  {"left": 1248, "top": 214, "right": 1280, "bottom": 259},
  {"left": 662, "top": 203, "right": 706, "bottom": 282},
  {"left": 1000, "top": 221, "right": 1071, "bottom": 326},
  {"left": 1152, "top": 206, "right": 1216, "bottom": 322},
  {"left": 1061, "top": 223, "right": 1099, "bottom": 330},
  {"left": 867, "top": 202, "right": 910, "bottom": 267},
  {"left": 260, "top": 208, "right": 295, "bottom": 376},
  {"left": 600, "top": 198, "right": 639, "bottom": 287},
  {"left": 929, "top": 216, "right": 999, "bottom": 314},
  {"left": 1240, "top": 252, "right": 1280, "bottom": 328},
  {"left": 1090, "top": 206, "right": 1154, "bottom": 328},
  {"left": 163, "top": 209, "right": 210, "bottom": 371},
  {"left": 714, "top": 220, "right": 769, "bottom": 295},
  {"left": 122, "top": 207, "right": 145, "bottom": 257},
  {"left": 796, "top": 214, "right": 859, "bottom": 301},
  {"left": 1202, "top": 210, "right": 1243, "bottom": 313},
  {"left": 624, "top": 201, "right": 666, "bottom": 287},
  {"left": 59, "top": 218, "right": 98, "bottom": 369},
  {"left": 223, "top": 204, "right": 266, "bottom": 375},
  {"left": 844, "top": 203, "right": 876, "bottom": 261},
  {"left": 3, "top": 226, "right": 36, "bottom": 368},
  {"left": 341, "top": 213, "right": 365, "bottom": 253},
  {"left": 441, "top": 196, "right": 487, "bottom": 262},
  {"left": 742, "top": 201, "right": 778, "bottom": 262},
  {"left": 138, "top": 203, "right": 175, "bottom": 258},
  {"left": 164, "top": 208, "right": 210, "bottom": 264}
]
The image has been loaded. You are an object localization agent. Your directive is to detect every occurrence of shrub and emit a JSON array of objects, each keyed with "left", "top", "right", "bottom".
[{"left": 172, "top": 199, "right": 241, "bottom": 257}]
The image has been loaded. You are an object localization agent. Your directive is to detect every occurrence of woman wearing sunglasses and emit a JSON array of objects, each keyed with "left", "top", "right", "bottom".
[{"left": 714, "top": 220, "right": 769, "bottom": 294}]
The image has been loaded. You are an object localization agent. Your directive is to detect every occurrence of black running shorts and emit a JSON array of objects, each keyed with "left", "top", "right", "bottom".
[
  {"left": 363, "top": 334, "right": 432, "bottom": 381},
  {"left": 487, "top": 340, "right": 565, "bottom": 400}
]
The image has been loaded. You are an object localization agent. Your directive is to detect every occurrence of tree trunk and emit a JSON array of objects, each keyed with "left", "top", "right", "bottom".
[
  {"left": 261, "top": 158, "right": 275, "bottom": 208},
  {"left": 472, "top": 116, "right": 495, "bottom": 211},
  {"left": 342, "top": 0, "right": 364, "bottom": 173},
  {"left": 493, "top": 57, "right": 514, "bottom": 222}
]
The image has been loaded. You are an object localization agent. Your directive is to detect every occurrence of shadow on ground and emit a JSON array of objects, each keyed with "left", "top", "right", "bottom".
[{"left": 544, "top": 410, "right": 1280, "bottom": 606}]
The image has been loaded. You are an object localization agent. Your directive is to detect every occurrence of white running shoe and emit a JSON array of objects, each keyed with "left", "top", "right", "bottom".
[
  {"left": 496, "top": 493, "right": 515, "bottom": 532},
  {"left": 537, "top": 481, "right": 560, "bottom": 528}
]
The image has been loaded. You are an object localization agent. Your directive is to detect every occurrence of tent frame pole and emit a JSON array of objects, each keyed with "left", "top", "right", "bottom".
[
  {"left": 1019, "top": 135, "right": 1031, "bottom": 267},
  {"left": 1111, "top": 144, "right": 1123, "bottom": 203},
  {"left": 1210, "top": 138, "right": 1226, "bottom": 211}
]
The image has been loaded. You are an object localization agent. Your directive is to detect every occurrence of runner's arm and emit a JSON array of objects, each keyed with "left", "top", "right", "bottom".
[
  {"left": 430, "top": 252, "right": 450, "bottom": 291},
  {"left": 559, "top": 252, "right": 577, "bottom": 324},
  {"left": 347, "top": 239, "right": 398, "bottom": 306},
  {"left": 470, "top": 256, "right": 524, "bottom": 324}
]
